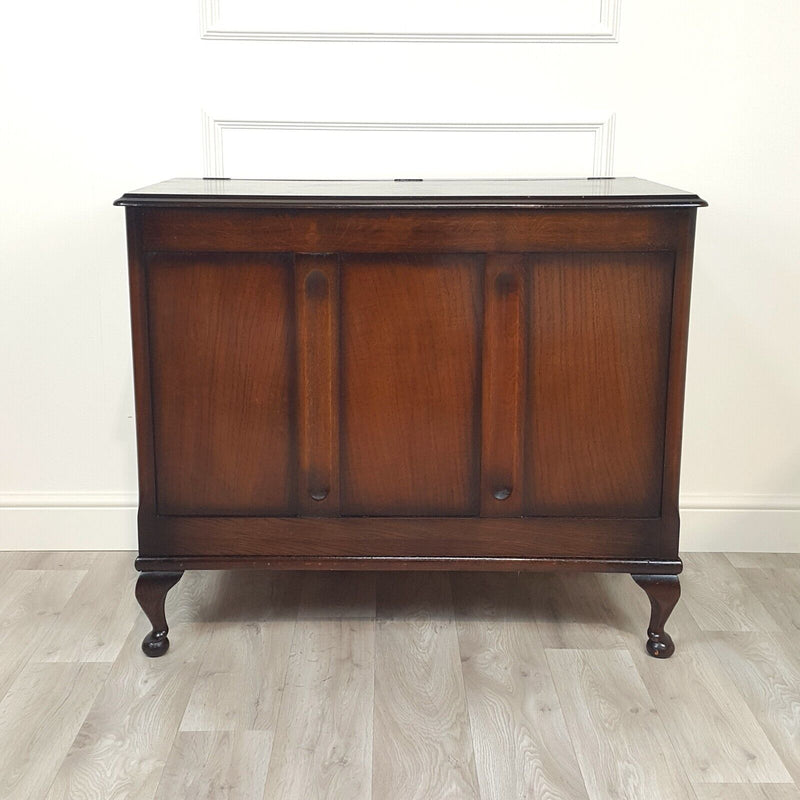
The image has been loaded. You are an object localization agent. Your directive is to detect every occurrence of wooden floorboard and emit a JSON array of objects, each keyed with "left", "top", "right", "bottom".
[
  {"left": 373, "top": 572, "right": 479, "bottom": 800},
  {"left": 32, "top": 552, "right": 139, "bottom": 663},
  {"left": 0, "top": 569, "right": 86, "bottom": 700},
  {"left": 0, "top": 551, "right": 795, "bottom": 799},
  {"left": 547, "top": 647, "right": 698, "bottom": 799},
  {"left": 693, "top": 785, "right": 800, "bottom": 800},
  {"left": 709, "top": 632, "right": 800, "bottom": 787},
  {"left": 682, "top": 553, "right": 780, "bottom": 632},
  {"left": 262, "top": 572, "right": 375, "bottom": 800},
  {"left": 452, "top": 572, "right": 588, "bottom": 800},
  {"left": 155, "top": 731, "right": 273, "bottom": 800},
  {"left": 0, "top": 661, "right": 110, "bottom": 800}
]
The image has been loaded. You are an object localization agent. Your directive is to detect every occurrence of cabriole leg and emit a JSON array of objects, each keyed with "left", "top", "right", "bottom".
[
  {"left": 631, "top": 574, "right": 681, "bottom": 658},
  {"left": 135, "top": 571, "right": 183, "bottom": 657}
]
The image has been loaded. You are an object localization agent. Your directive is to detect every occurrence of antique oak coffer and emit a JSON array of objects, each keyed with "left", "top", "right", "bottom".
[{"left": 115, "top": 177, "right": 705, "bottom": 658}]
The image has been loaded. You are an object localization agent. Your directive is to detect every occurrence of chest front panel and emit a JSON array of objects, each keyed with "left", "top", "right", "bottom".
[{"left": 139, "top": 208, "right": 679, "bottom": 526}]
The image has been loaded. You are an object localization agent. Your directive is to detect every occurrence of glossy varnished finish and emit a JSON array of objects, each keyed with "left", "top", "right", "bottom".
[
  {"left": 661, "top": 212, "right": 698, "bottom": 550},
  {"left": 481, "top": 255, "right": 527, "bottom": 516},
  {"left": 115, "top": 176, "right": 706, "bottom": 208},
  {"left": 138, "top": 208, "right": 685, "bottom": 254},
  {"left": 526, "top": 252, "right": 673, "bottom": 516},
  {"left": 295, "top": 254, "right": 340, "bottom": 515},
  {"left": 340, "top": 254, "right": 481, "bottom": 515},
  {"left": 142, "top": 516, "right": 669, "bottom": 559},
  {"left": 147, "top": 253, "right": 294, "bottom": 515},
  {"left": 134, "top": 571, "right": 183, "bottom": 656},
  {"left": 118, "top": 177, "right": 704, "bottom": 657},
  {"left": 632, "top": 574, "right": 682, "bottom": 658}
]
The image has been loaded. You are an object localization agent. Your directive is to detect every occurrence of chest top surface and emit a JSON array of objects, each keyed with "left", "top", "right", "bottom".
[{"left": 115, "top": 177, "right": 706, "bottom": 210}]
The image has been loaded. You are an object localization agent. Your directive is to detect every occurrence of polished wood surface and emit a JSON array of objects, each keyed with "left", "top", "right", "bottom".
[
  {"left": 661, "top": 211, "right": 698, "bottom": 547},
  {"left": 147, "top": 254, "right": 294, "bottom": 515},
  {"left": 135, "top": 572, "right": 183, "bottom": 657},
  {"left": 632, "top": 574, "right": 681, "bottom": 658},
  {"left": 480, "top": 254, "right": 527, "bottom": 516},
  {"left": 138, "top": 208, "right": 685, "bottom": 253},
  {"left": 114, "top": 176, "right": 706, "bottom": 208},
  {"left": 0, "top": 552, "right": 797, "bottom": 799},
  {"left": 340, "top": 254, "right": 481, "bottom": 515},
  {"left": 526, "top": 252, "right": 673, "bottom": 516},
  {"left": 120, "top": 179, "right": 704, "bottom": 658},
  {"left": 141, "top": 516, "right": 669, "bottom": 559},
  {"left": 295, "top": 255, "right": 340, "bottom": 515}
]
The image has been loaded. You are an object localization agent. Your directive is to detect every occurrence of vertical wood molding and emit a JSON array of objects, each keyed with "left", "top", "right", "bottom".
[
  {"left": 661, "top": 213, "right": 697, "bottom": 540},
  {"left": 201, "top": 112, "right": 617, "bottom": 179},
  {"left": 199, "top": 0, "right": 621, "bottom": 42},
  {"left": 481, "top": 255, "right": 527, "bottom": 516},
  {"left": 294, "top": 254, "right": 341, "bottom": 515}
]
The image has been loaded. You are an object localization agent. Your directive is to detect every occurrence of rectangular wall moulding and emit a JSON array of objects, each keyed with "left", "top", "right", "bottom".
[
  {"left": 200, "top": 0, "right": 621, "bottom": 42},
  {"left": 201, "top": 117, "right": 617, "bottom": 180}
]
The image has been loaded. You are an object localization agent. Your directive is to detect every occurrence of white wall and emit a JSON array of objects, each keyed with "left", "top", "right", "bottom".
[{"left": 1, "top": 0, "right": 798, "bottom": 551}]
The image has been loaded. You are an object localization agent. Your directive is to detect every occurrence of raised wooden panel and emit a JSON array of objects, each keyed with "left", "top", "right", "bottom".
[
  {"left": 147, "top": 253, "right": 294, "bottom": 515},
  {"left": 480, "top": 255, "right": 527, "bottom": 516},
  {"left": 295, "top": 255, "right": 340, "bottom": 515},
  {"left": 340, "top": 255, "right": 482, "bottom": 515},
  {"left": 525, "top": 252, "right": 674, "bottom": 517}
]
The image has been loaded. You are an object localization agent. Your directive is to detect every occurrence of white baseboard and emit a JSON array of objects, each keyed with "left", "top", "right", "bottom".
[
  {"left": 0, "top": 492, "right": 797, "bottom": 553},
  {"left": 0, "top": 493, "right": 137, "bottom": 551},
  {"left": 679, "top": 494, "right": 800, "bottom": 552}
]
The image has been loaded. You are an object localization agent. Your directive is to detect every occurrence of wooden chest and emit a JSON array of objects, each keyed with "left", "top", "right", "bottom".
[{"left": 115, "top": 177, "right": 705, "bottom": 658}]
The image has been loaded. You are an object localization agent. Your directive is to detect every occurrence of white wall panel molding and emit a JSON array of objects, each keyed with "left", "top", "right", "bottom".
[
  {"left": 3, "top": 3, "right": 798, "bottom": 555},
  {"left": 199, "top": 0, "right": 621, "bottom": 43},
  {"left": 201, "top": 112, "right": 617, "bottom": 179}
]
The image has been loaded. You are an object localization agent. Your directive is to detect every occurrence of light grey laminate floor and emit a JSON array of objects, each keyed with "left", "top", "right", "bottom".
[{"left": 0, "top": 551, "right": 798, "bottom": 799}]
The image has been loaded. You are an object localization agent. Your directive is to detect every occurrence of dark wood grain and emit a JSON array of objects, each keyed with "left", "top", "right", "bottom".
[
  {"left": 140, "top": 208, "right": 684, "bottom": 254},
  {"left": 142, "top": 515, "right": 666, "bottom": 559},
  {"left": 125, "top": 209, "right": 157, "bottom": 526},
  {"left": 295, "top": 255, "right": 340, "bottom": 515},
  {"left": 114, "top": 176, "right": 706, "bottom": 209},
  {"left": 137, "top": 555, "right": 683, "bottom": 574},
  {"left": 340, "top": 254, "right": 482, "bottom": 516},
  {"left": 660, "top": 213, "right": 698, "bottom": 552},
  {"left": 481, "top": 255, "right": 527, "bottom": 516},
  {"left": 147, "top": 253, "right": 294, "bottom": 515},
  {"left": 134, "top": 571, "right": 183, "bottom": 657},
  {"left": 525, "top": 252, "right": 674, "bottom": 517},
  {"left": 632, "top": 574, "right": 681, "bottom": 658},
  {"left": 121, "top": 179, "right": 703, "bottom": 658}
]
